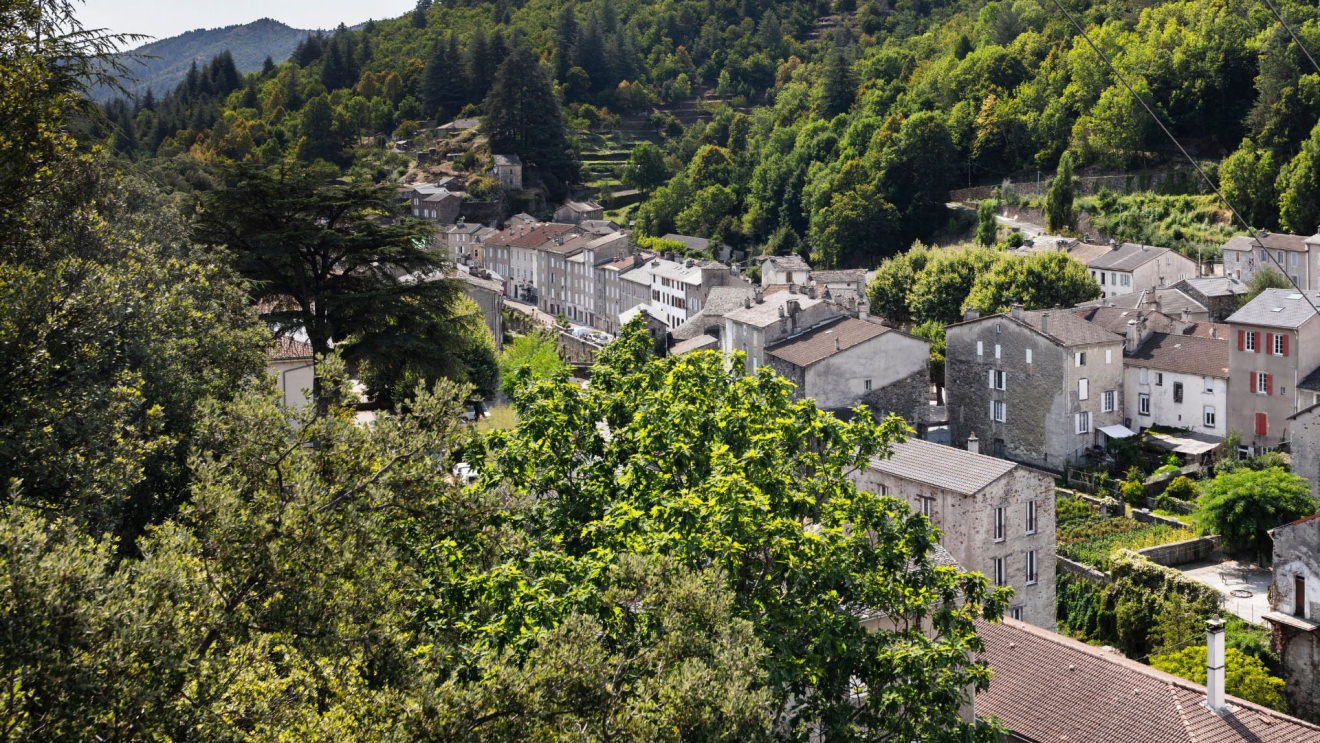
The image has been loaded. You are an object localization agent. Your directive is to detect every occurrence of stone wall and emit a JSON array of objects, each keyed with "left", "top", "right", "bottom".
[
  {"left": 1134, "top": 534, "right": 1222, "bottom": 567},
  {"left": 1057, "top": 555, "right": 1109, "bottom": 585},
  {"left": 862, "top": 367, "right": 931, "bottom": 425},
  {"left": 1130, "top": 509, "right": 1190, "bottom": 528},
  {"left": 948, "top": 168, "right": 1204, "bottom": 203},
  {"left": 557, "top": 332, "right": 604, "bottom": 365}
]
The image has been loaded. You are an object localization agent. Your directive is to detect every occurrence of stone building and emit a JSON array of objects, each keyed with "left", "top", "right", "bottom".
[
  {"left": 491, "top": 154, "right": 522, "bottom": 191},
  {"left": 1225, "top": 288, "right": 1320, "bottom": 452},
  {"left": 758, "top": 254, "right": 811, "bottom": 286},
  {"left": 553, "top": 200, "right": 604, "bottom": 224},
  {"left": 267, "top": 336, "right": 314, "bottom": 410},
  {"left": 1175, "top": 276, "right": 1249, "bottom": 322},
  {"left": 455, "top": 271, "right": 505, "bottom": 351},
  {"left": 1290, "top": 404, "right": 1320, "bottom": 499},
  {"left": 594, "top": 252, "right": 649, "bottom": 336},
  {"left": 1264, "top": 513, "right": 1320, "bottom": 722},
  {"left": 482, "top": 222, "right": 579, "bottom": 302},
  {"left": 722, "top": 289, "right": 843, "bottom": 374},
  {"left": 1084, "top": 241, "right": 1198, "bottom": 298},
  {"left": 849, "top": 438, "right": 1056, "bottom": 628},
  {"left": 763, "top": 316, "right": 930, "bottom": 417},
  {"left": 1074, "top": 286, "right": 1211, "bottom": 322},
  {"left": 1222, "top": 230, "right": 1320, "bottom": 288},
  {"left": 946, "top": 306, "right": 1125, "bottom": 471}
]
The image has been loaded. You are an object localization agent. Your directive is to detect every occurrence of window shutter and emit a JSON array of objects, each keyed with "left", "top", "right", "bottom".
[
  {"left": 1256, "top": 412, "right": 1268, "bottom": 436},
  {"left": 989, "top": 370, "right": 995, "bottom": 389},
  {"left": 1283, "top": 334, "right": 1290, "bottom": 356},
  {"left": 1238, "top": 330, "right": 1244, "bottom": 351},
  {"left": 1267, "top": 333, "right": 1274, "bottom": 352},
  {"left": 1267, "top": 373, "right": 1274, "bottom": 395},
  {"left": 1255, "top": 332, "right": 1262, "bottom": 353},
  {"left": 990, "top": 401, "right": 995, "bottom": 420}
]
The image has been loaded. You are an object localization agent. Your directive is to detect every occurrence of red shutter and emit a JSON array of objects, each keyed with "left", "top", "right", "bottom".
[
  {"left": 1256, "top": 413, "right": 1268, "bottom": 436},
  {"left": 1267, "top": 373, "right": 1274, "bottom": 395},
  {"left": 1255, "top": 332, "right": 1262, "bottom": 353},
  {"left": 1238, "top": 330, "right": 1245, "bottom": 351},
  {"left": 1267, "top": 333, "right": 1274, "bottom": 353},
  {"left": 1283, "top": 334, "right": 1290, "bottom": 356}
]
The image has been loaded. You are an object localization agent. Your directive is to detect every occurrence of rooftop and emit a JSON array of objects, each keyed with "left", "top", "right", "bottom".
[
  {"left": 760, "top": 254, "right": 811, "bottom": 272},
  {"left": 485, "top": 222, "right": 578, "bottom": 249},
  {"left": 1073, "top": 307, "right": 1188, "bottom": 336},
  {"left": 766, "top": 316, "right": 895, "bottom": 367},
  {"left": 650, "top": 256, "right": 725, "bottom": 284},
  {"left": 560, "top": 199, "right": 603, "bottom": 213},
  {"left": 1297, "top": 366, "right": 1320, "bottom": 393},
  {"left": 492, "top": 154, "right": 521, "bottom": 166},
  {"left": 866, "top": 438, "right": 1017, "bottom": 496},
  {"left": 268, "top": 335, "right": 313, "bottom": 362},
  {"left": 1225, "top": 287, "right": 1320, "bottom": 329},
  {"left": 1086, "top": 242, "right": 1180, "bottom": 271},
  {"left": 669, "top": 334, "right": 720, "bottom": 355},
  {"left": 1075, "top": 288, "right": 1208, "bottom": 318},
  {"left": 1126, "top": 332, "right": 1229, "bottom": 379},
  {"left": 661, "top": 233, "right": 711, "bottom": 253},
  {"left": 1177, "top": 276, "right": 1248, "bottom": 297},
  {"left": 723, "top": 291, "right": 830, "bottom": 328},
  {"left": 671, "top": 285, "right": 757, "bottom": 340},
  {"left": 954, "top": 309, "right": 1122, "bottom": 348},
  {"left": 811, "top": 269, "right": 866, "bottom": 284},
  {"left": 977, "top": 617, "right": 1320, "bottom": 743},
  {"left": 1222, "top": 231, "right": 1314, "bottom": 254}
]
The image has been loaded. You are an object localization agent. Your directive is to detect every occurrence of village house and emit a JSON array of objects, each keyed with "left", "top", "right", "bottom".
[
  {"left": 1224, "top": 288, "right": 1320, "bottom": 452},
  {"left": 593, "top": 252, "right": 650, "bottom": 335},
  {"left": 267, "top": 336, "right": 314, "bottom": 410},
  {"left": 764, "top": 316, "right": 930, "bottom": 417},
  {"left": 977, "top": 616, "right": 1320, "bottom": 742},
  {"left": 849, "top": 439, "right": 1056, "bottom": 629},
  {"left": 669, "top": 285, "right": 758, "bottom": 348},
  {"left": 758, "top": 254, "right": 811, "bottom": 286},
  {"left": 491, "top": 154, "right": 522, "bottom": 191},
  {"left": 1175, "top": 276, "right": 1249, "bottom": 322},
  {"left": 611, "top": 255, "right": 749, "bottom": 331},
  {"left": 454, "top": 270, "right": 505, "bottom": 351},
  {"left": 553, "top": 200, "right": 604, "bottom": 224},
  {"left": 1123, "top": 327, "right": 1229, "bottom": 438},
  {"left": 1222, "top": 230, "right": 1320, "bottom": 289},
  {"left": 482, "top": 222, "right": 579, "bottom": 302},
  {"left": 1263, "top": 513, "right": 1320, "bottom": 721},
  {"left": 1074, "top": 285, "right": 1211, "bottom": 322},
  {"left": 563, "top": 232, "right": 630, "bottom": 329},
  {"left": 722, "top": 289, "right": 843, "bottom": 374},
  {"left": 441, "top": 220, "right": 496, "bottom": 267},
  {"left": 946, "top": 306, "right": 1125, "bottom": 470},
  {"left": 1083, "top": 241, "right": 1198, "bottom": 298},
  {"left": 400, "top": 181, "right": 464, "bottom": 222},
  {"left": 809, "top": 268, "right": 868, "bottom": 305}
]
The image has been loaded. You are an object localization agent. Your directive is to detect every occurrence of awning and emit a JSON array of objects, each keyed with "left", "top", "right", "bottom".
[
  {"left": 1145, "top": 429, "right": 1222, "bottom": 456},
  {"left": 1099, "top": 424, "right": 1138, "bottom": 439}
]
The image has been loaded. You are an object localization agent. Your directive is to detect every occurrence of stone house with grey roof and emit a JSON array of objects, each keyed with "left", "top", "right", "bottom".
[
  {"left": 1225, "top": 288, "right": 1320, "bottom": 451},
  {"left": 758, "top": 254, "right": 811, "bottom": 286},
  {"left": 1084, "top": 241, "right": 1197, "bottom": 298},
  {"left": 1175, "top": 276, "right": 1248, "bottom": 322},
  {"left": 1264, "top": 512, "right": 1320, "bottom": 721},
  {"left": 764, "top": 316, "right": 930, "bottom": 419},
  {"left": 1222, "top": 230, "right": 1320, "bottom": 289},
  {"left": 721, "top": 288, "right": 843, "bottom": 374},
  {"left": 1124, "top": 329, "right": 1229, "bottom": 438},
  {"left": 1074, "top": 286, "right": 1211, "bottom": 322},
  {"left": 491, "top": 154, "right": 522, "bottom": 191},
  {"left": 849, "top": 438, "right": 1056, "bottom": 628},
  {"left": 946, "top": 306, "right": 1125, "bottom": 470}
]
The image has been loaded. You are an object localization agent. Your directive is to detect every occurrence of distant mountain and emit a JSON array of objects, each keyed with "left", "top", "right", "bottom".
[{"left": 98, "top": 18, "right": 313, "bottom": 100}]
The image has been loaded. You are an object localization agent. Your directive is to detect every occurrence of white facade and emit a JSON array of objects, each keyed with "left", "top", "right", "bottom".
[{"left": 1125, "top": 367, "right": 1227, "bottom": 437}]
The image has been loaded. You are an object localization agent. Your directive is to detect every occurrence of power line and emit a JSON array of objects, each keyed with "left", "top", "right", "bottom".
[
  {"left": 1045, "top": 0, "right": 1320, "bottom": 319},
  {"left": 1260, "top": 0, "right": 1320, "bottom": 77}
]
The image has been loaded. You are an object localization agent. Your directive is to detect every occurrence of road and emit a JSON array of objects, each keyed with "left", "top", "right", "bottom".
[{"left": 946, "top": 202, "right": 1048, "bottom": 238}]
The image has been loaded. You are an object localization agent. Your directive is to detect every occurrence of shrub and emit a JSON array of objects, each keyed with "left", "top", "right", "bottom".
[
  {"left": 1163, "top": 476, "right": 1199, "bottom": 502},
  {"left": 1151, "top": 646, "right": 1287, "bottom": 711},
  {"left": 1196, "top": 467, "right": 1316, "bottom": 558},
  {"left": 1056, "top": 496, "right": 1096, "bottom": 525}
]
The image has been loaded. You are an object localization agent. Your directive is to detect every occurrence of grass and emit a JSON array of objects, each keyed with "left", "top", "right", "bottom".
[
  {"left": 474, "top": 404, "right": 517, "bottom": 434},
  {"left": 1058, "top": 516, "right": 1197, "bottom": 570}
]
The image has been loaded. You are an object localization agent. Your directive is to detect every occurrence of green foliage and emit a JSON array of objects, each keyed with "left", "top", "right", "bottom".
[
  {"left": 1163, "top": 475, "right": 1199, "bottom": 502},
  {"left": 1151, "top": 646, "right": 1287, "bottom": 711},
  {"left": 975, "top": 199, "right": 998, "bottom": 246},
  {"left": 1103, "top": 551, "right": 1223, "bottom": 658},
  {"left": 912, "top": 320, "right": 946, "bottom": 388},
  {"left": 497, "top": 330, "right": 566, "bottom": 393},
  {"left": 1056, "top": 496, "right": 1098, "bottom": 525},
  {"left": 1279, "top": 120, "right": 1320, "bottom": 234},
  {"left": 1220, "top": 141, "right": 1279, "bottom": 230},
  {"left": 1057, "top": 518, "right": 1196, "bottom": 571},
  {"left": 867, "top": 242, "right": 931, "bottom": 323},
  {"left": 483, "top": 44, "right": 578, "bottom": 191},
  {"left": 465, "top": 318, "right": 1011, "bottom": 740},
  {"left": 620, "top": 141, "right": 669, "bottom": 193},
  {"left": 1045, "top": 151, "right": 1077, "bottom": 233},
  {"left": 1195, "top": 467, "right": 1316, "bottom": 556},
  {"left": 1243, "top": 266, "right": 1293, "bottom": 304},
  {"left": 963, "top": 251, "right": 1101, "bottom": 316}
]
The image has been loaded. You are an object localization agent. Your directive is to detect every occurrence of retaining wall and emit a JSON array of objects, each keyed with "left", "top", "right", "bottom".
[
  {"left": 1135, "top": 535, "right": 1223, "bottom": 567},
  {"left": 1057, "top": 556, "right": 1110, "bottom": 585}
]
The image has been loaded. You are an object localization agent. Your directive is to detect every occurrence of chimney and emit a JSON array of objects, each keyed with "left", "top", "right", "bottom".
[
  {"left": 967, "top": 432, "right": 979, "bottom": 455},
  {"left": 1040, "top": 312, "right": 1050, "bottom": 336},
  {"left": 834, "top": 337, "right": 841, "bottom": 351},
  {"left": 1205, "top": 617, "right": 1228, "bottom": 715},
  {"left": 1126, "top": 319, "right": 1139, "bottom": 353},
  {"left": 789, "top": 282, "right": 797, "bottom": 294},
  {"left": 963, "top": 307, "right": 980, "bottom": 321},
  {"left": 744, "top": 297, "right": 752, "bottom": 309},
  {"left": 1181, "top": 309, "right": 1189, "bottom": 322},
  {"left": 1211, "top": 326, "right": 1217, "bottom": 338},
  {"left": 685, "top": 258, "right": 694, "bottom": 268},
  {"left": 1011, "top": 303, "right": 1024, "bottom": 320},
  {"left": 778, "top": 305, "right": 786, "bottom": 318},
  {"left": 786, "top": 299, "right": 800, "bottom": 317},
  {"left": 755, "top": 289, "right": 764, "bottom": 304},
  {"left": 1110, "top": 239, "right": 1119, "bottom": 251}
]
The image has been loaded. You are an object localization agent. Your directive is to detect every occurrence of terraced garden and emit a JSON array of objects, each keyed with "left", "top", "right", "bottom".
[{"left": 1057, "top": 513, "right": 1196, "bottom": 571}]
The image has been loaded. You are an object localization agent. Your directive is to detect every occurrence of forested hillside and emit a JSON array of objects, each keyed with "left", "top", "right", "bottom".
[{"left": 97, "top": 0, "right": 1320, "bottom": 267}]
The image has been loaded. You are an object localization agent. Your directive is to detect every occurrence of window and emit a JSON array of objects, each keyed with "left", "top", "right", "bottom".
[
  {"left": 977, "top": 341, "right": 983, "bottom": 356},
  {"left": 1122, "top": 274, "right": 1131, "bottom": 287},
  {"left": 993, "top": 557, "right": 1006, "bottom": 586},
  {"left": 1155, "top": 372, "right": 1164, "bottom": 386},
  {"left": 1025, "top": 348, "right": 1032, "bottom": 364},
  {"left": 989, "top": 370, "right": 1006, "bottom": 390},
  {"left": 1257, "top": 372, "right": 1272, "bottom": 395},
  {"left": 864, "top": 379, "right": 872, "bottom": 391},
  {"left": 1075, "top": 411, "right": 1091, "bottom": 434},
  {"left": 1140, "top": 368, "right": 1149, "bottom": 385},
  {"left": 919, "top": 496, "right": 935, "bottom": 518},
  {"left": 1173, "top": 381, "right": 1183, "bottom": 403},
  {"left": 1026, "top": 550, "right": 1038, "bottom": 585},
  {"left": 995, "top": 343, "right": 1002, "bottom": 359},
  {"left": 1205, "top": 380, "right": 1214, "bottom": 394},
  {"left": 1275, "top": 334, "right": 1286, "bottom": 356},
  {"left": 1204, "top": 406, "right": 1216, "bottom": 428},
  {"left": 1075, "top": 352, "right": 1087, "bottom": 367},
  {"left": 1105, "top": 349, "right": 1112, "bottom": 364},
  {"left": 1026, "top": 501, "right": 1037, "bottom": 535},
  {"left": 1010, "top": 606, "right": 1024, "bottom": 621},
  {"left": 1102, "top": 390, "right": 1116, "bottom": 412},
  {"left": 994, "top": 507, "right": 1005, "bottom": 542},
  {"left": 1078, "top": 378, "right": 1089, "bottom": 400},
  {"left": 990, "top": 400, "right": 1006, "bottom": 422},
  {"left": 1245, "top": 331, "right": 1256, "bottom": 351}
]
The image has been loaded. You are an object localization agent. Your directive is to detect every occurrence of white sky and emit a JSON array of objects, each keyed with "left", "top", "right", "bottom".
[{"left": 78, "top": 0, "right": 417, "bottom": 46}]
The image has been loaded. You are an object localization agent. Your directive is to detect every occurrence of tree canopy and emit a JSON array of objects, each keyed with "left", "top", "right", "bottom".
[{"left": 1195, "top": 467, "right": 1316, "bottom": 559}]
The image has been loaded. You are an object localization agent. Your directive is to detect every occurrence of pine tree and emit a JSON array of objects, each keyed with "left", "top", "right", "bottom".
[
  {"left": 1045, "top": 151, "right": 1077, "bottom": 233},
  {"left": 483, "top": 45, "right": 577, "bottom": 191}
]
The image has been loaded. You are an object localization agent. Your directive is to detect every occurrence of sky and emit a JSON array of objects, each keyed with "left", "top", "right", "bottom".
[{"left": 78, "top": 0, "right": 417, "bottom": 46}]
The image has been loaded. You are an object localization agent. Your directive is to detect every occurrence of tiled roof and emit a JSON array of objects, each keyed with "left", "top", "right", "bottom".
[
  {"left": 724, "top": 291, "right": 829, "bottom": 328},
  {"left": 560, "top": 200, "right": 602, "bottom": 213},
  {"left": 661, "top": 233, "right": 711, "bottom": 252},
  {"left": 977, "top": 618, "right": 1320, "bottom": 743},
  {"left": 1017, "top": 310, "right": 1122, "bottom": 347},
  {"left": 766, "top": 316, "right": 894, "bottom": 367},
  {"left": 760, "top": 254, "right": 810, "bottom": 272},
  {"left": 485, "top": 222, "right": 577, "bottom": 249},
  {"left": 268, "top": 335, "right": 313, "bottom": 361},
  {"left": 1075, "top": 288, "right": 1208, "bottom": 318},
  {"left": 671, "top": 286, "right": 756, "bottom": 340},
  {"left": 1073, "top": 307, "right": 1187, "bottom": 336},
  {"left": 1125, "top": 332, "right": 1229, "bottom": 379},
  {"left": 1226, "top": 287, "right": 1320, "bottom": 329},
  {"left": 811, "top": 269, "right": 866, "bottom": 284},
  {"left": 1086, "top": 242, "right": 1177, "bottom": 271},
  {"left": 865, "top": 438, "right": 1016, "bottom": 496},
  {"left": 1066, "top": 241, "right": 1115, "bottom": 264},
  {"left": 1298, "top": 366, "right": 1320, "bottom": 393},
  {"left": 670, "top": 334, "right": 719, "bottom": 355},
  {"left": 492, "top": 154, "right": 521, "bottom": 166},
  {"left": 1222, "top": 231, "right": 1311, "bottom": 254},
  {"left": 1178, "top": 276, "right": 1248, "bottom": 297}
]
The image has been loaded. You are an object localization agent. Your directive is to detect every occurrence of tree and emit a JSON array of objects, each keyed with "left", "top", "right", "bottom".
[
  {"left": 964, "top": 251, "right": 1101, "bottom": 316},
  {"left": 483, "top": 44, "right": 578, "bottom": 190},
  {"left": 1151, "top": 646, "right": 1287, "bottom": 711},
  {"left": 465, "top": 320, "right": 1010, "bottom": 741},
  {"left": 818, "top": 46, "right": 856, "bottom": 117},
  {"left": 1242, "top": 265, "right": 1293, "bottom": 305},
  {"left": 976, "top": 199, "right": 999, "bottom": 246},
  {"left": 1279, "top": 120, "right": 1320, "bottom": 234},
  {"left": 498, "top": 330, "right": 566, "bottom": 392},
  {"left": 620, "top": 141, "right": 668, "bottom": 193},
  {"left": 191, "top": 163, "right": 474, "bottom": 408},
  {"left": 1196, "top": 468, "right": 1316, "bottom": 560},
  {"left": 867, "top": 242, "right": 932, "bottom": 323},
  {"left": 809, "top": 183, "right": 901, "bottom": 268},
  {"left": 877, "top": 111, "right": 958, "bottom": 237},
  {"left": 908, "top": 248, "right": 1000, "bottom": 325},
  {"left": 1220, "top": 142, "right": 1279, "bottom": 230},
  {"left": 1045, "top": 151, "right": 1078, "bottom": 233}
]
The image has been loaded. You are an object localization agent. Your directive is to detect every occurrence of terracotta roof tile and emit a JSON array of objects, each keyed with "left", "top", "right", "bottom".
[
  {"left": 765, "top": 316, "right": 891, "bottom": 366},
  {"left": 1125, "top": 332, "right": 1229, "bottom": 379}
]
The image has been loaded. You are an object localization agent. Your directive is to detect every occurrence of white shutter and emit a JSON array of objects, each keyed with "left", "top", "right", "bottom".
[
  {"left": 995, "top": 344, "right": 1002, "bottom": 359},
  {"left": 1026, "top": 348, "right": 1032, "bottom": 363},
  {"left": 977, "top": 341, "right": 984, "bottom": 356},
  {"left": 990, "top": 400, "right": 995, "bottom": 420},
  {"left": 989, "top": 370, "right": 996, "bottom": 388}
]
